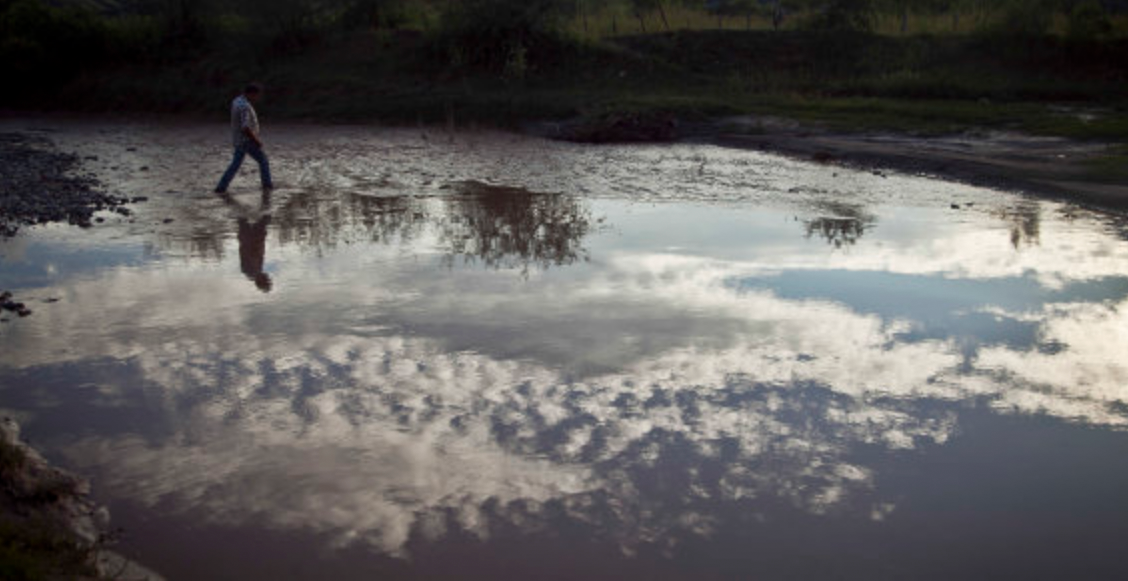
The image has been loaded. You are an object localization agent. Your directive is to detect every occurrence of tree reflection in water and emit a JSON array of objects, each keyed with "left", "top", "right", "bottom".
[
  {"left": 802, "top": 202, "right": 876, "bottom": 249},
  {"left": 273, "top": 189, "right": 430, "bottom": 250},
  {"left": 437, "top": 180, "right": 595, "bottom": 271},
  {"left": 271, "top": 180, "right": 596, "bottom": 272},
  {"left": 995, "top": 202, "right": 1042, "bottom": 250}
]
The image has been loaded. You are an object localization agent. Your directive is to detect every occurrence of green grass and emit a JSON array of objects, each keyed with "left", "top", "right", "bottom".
[{"left": 720, "top": 97, "right": 1128, "bottom": 138}]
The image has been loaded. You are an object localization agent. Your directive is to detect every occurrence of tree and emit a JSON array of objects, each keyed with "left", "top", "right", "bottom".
[
  {"left": 629, "top": 0, "right": 672, "bottom": 32},
  {"left": 438, "top": 0, "right": 570, "bottom": 71},
  {"left": 1067, "top": 0, "right": 1112, "bottom": 40},
  {"left": 804, "top": 0, "right": 877, "bottom": 31},
  {"left": 999, "top": 0, "right": 1055, "bottom": 35},
  {"left": 340, "top": 0, "right": 406, "bottom": 30}
]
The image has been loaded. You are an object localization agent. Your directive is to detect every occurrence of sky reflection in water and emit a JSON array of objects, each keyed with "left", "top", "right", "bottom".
[{"left": 2, "top": 122, "right": 1128, "bottom": 579}]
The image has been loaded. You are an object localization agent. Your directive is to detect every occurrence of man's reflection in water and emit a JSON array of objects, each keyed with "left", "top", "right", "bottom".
[{"left": 223, "top": 190, "right": 273, "bottom": 292}]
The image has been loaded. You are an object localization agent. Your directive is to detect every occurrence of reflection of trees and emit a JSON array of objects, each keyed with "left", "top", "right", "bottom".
[
  {"left": 436, "top": 181, "right": 595, "bottom": 271},
  {"left": 150, "top": 231, "right": 225, "bottom": 262},
  {"left": 274, "top": 190, "right": 429, "bottom": 250},
  {"left": 802, "top": 202, "right": 876, "bottom": 249},
  {"left": 156, "top": 181, "right": 597, "bottom": 271},
  {"left": 272, "top": 181, "right": 596, "bottom": 271},
  {"left": 996, "top": 203, "right": 1041, "bottom": 250}
]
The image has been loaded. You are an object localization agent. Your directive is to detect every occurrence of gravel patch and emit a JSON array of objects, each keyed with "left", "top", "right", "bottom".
[{"left": 0, "top": 132, "right": 131, "bottom": 237}]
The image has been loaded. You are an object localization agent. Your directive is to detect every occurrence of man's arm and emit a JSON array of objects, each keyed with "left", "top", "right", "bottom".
[
  {"left": 238, "top": 104, "right": 264, "bottom": 148},
  {"left": 242, "top": 126, "right": 263, "bottom": 149}
]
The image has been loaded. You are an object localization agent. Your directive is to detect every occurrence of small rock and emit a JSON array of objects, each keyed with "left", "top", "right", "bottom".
[
  {"left": 125, "top": 147, "right": 137, "bottom": 152},
  {"left": 95, "top": 217, "right": 105, "bottom": 223},
  {"left": 17, "top": 308, "right": 31, "bottom": 317},
  {"left": 131, "top": 196, "right": 149, "bottom": 203},
  {"left": 139, "top": 166, "right": 149, "bottom": 171},
  {"left": 951, "top": 204, "right": 961, "bottom": 210},
  {"left": 162, "top": 218, "right": 174, "bottom": 224}
]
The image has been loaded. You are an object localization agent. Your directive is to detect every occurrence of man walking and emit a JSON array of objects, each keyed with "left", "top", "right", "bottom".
[{"left": 215, "top": 83, "right": 273, "bottom": 194}]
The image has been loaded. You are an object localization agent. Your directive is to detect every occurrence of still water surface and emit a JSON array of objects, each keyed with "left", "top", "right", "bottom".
[{"left": 2, "top": 121, "right": 1128, "bottom": 579}]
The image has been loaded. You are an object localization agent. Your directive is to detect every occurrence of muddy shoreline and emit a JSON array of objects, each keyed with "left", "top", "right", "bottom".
[
  {"left": 693, "top": 118, "right": 1128, "bottom": 213},
  {"left": 535, "top": 114, "right": 1128, "bottom": 214},
  {"left": 2, "top": 117, "right": 1125, "bottom": 227}
]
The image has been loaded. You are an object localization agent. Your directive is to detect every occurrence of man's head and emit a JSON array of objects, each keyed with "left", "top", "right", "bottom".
[
  {"left": 244, "top": 82, "right": 264, "bottom": 102},
  {"left": 254, "top": 272, "right": 273, "bottom": 293}
]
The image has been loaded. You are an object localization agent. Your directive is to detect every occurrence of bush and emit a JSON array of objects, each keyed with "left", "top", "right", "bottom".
[
  {"left": 998, "top": 0, "right": 1055, "bottom": 36},
  {"left": 801, "top": 0, "right": 876, "bottom": 32},
  {"left": 0, "top": 0, "right": 110, "bottom": 104},
  {"left": 1068, "top": 0, "right": 1112, "bottom": 40},
  {"left": 434, "top": 0, "right": 571, "bottom": 72}
]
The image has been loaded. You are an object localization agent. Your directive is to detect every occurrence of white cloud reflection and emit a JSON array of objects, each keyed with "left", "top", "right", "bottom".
[{"left": 6, "top": 236, "right": 1121, "bottom": 557}]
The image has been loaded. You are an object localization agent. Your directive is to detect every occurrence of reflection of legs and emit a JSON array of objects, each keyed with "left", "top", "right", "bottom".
[
  {"left": 246, "top": 145, "right": 273, "bottom": 189},
  {"left": 215, "top": 148, "right": 247, "bottom": 193}
]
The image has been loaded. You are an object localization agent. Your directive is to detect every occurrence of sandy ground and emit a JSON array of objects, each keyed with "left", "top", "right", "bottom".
[{"left": 694, "top": 116, "right": 1128, "bottom": 213}]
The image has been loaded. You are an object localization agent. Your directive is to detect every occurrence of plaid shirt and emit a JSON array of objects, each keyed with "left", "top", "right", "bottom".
[{"left": 230, "top": 95, "right": 260, "bottom": 148}]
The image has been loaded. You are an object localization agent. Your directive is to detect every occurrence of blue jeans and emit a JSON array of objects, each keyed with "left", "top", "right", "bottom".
[{"left": 216, "top": 144, "right": 273, "bottom": 192}]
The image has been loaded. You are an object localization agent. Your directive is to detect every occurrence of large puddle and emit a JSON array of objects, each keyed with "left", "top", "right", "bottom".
[{"left": 2, "top": 120, "right": 1128, "bottom": 579}]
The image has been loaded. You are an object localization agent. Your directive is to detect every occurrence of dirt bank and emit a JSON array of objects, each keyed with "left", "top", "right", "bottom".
[
  {"left": 695, "top": 116, "right": 1128, "bottom": 213},
  {"left": 0, "top": 418, "right": 163, "bottom": 580}
]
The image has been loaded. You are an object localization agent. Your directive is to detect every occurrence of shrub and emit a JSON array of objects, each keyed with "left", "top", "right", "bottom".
[
  {"left": 801, "top": 0, "right": 876, "bottom": 32},
  {"left": 1068, "top": 0, "right": 1112, "bottom": 40},
  {"left": 0, "top": 0, "right": 110, "bottom": 104},
  {"left": 434, "top": 0, "right": 571, "bottom": 72},
  {"left": 998, "top": 0, "right": 1055, "bottom": 36}
]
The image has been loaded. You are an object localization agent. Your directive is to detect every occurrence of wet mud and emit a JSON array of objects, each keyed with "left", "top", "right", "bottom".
[{"left": 699, "top": 117, "right": 1128, "bottom": 212}]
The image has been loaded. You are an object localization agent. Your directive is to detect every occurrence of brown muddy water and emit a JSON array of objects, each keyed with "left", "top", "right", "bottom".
[{"left": 2, "top": 119, "right": 1128, "bottom": 580}]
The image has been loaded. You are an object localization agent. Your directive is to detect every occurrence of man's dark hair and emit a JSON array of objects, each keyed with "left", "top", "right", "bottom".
[{"left": 244, "top": 82, "right": 264, "bottom": 95}]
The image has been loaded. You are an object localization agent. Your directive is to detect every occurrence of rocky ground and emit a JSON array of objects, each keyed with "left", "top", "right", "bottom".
[
  {"left": 0, "top": 133, "right": 137, "bottom": 238},
  {"left": 1, "top": 291, "right": 33, "bottom": 321},
  {"left": 0, "top": 418, "right": 163, "bottom": 580}
]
